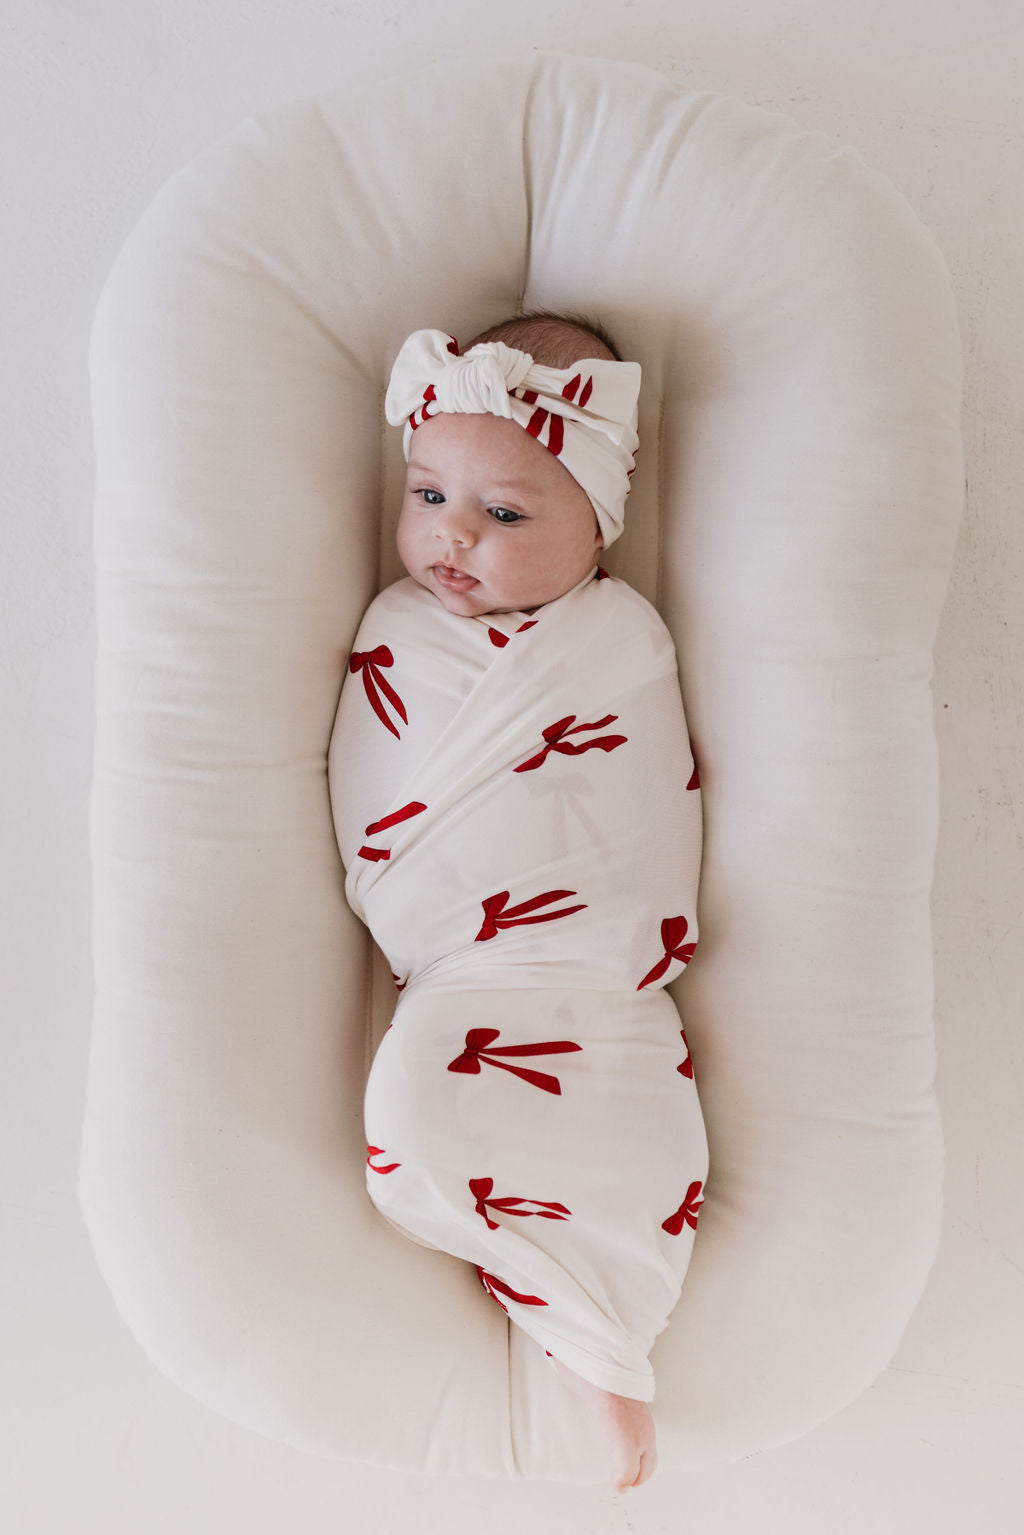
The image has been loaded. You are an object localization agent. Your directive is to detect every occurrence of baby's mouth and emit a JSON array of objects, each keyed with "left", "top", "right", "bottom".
[{"left": 433, "top": 564, "right": 478, "bottom": 590}]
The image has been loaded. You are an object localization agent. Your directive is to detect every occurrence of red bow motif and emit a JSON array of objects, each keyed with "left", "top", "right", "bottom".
[
  {"left": 687, "top": 760, "right": 700, "bottom": 790},
  {"left": 475, "top": 888, "right": 587, "bottom": 942},
  {"left": 662, "top": 1180, "right": 704, "bottom": 1235},
  {"left": 448, "top": 1027, "right": 582, "bottom": 1095},
  {"left": 636, "top": 915, "right": 697, "bottom": 990},
  {"left": 562, "top": 372, "right": 594, "bottom": 409},
  {"left": 407, "top": 340, "right": 461, "bottom": 431},
  {"left": 349, "top": 646, "right": 408, "bottom": 739},
  {"left": 469, "top": 1176, "right": 571, "bottom": 1231},
  {"left": 515, "top": 387, "right": 560, "bottom": 456},
  {"left": 357, "top": 800, "right": 427, "bottom": 861},
  {"left": 476, "top": 1265, "right": 548, "bottom": 1311},
  {"left": 487, "top": 619, "right": 538, "bottom": 648},
  {"left": 408, "top": 383, "right": 438, "bottom": 431},
  {"left": 514, "top": 713, "right": 627, "bottom": 773},
  {"left": 366, "top": 1144, "right": 401, "bottom": 1174},
  {"left": 678, "top": 1026, "right": 694, "bottom": 1080},
  {"left": 512, "top": 372, "right": 596, "bottom": 460}
]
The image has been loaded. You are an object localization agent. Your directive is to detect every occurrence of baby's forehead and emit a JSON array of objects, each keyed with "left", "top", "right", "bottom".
[
  {"left": 407, "top": 411, "right": 594, "bottom": 516},
  {"left": 409, "top": 412, "right": 547, "bottom": 475}
]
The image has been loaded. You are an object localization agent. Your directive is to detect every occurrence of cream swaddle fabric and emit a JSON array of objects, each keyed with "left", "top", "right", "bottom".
[{"left": 328, "top": 564, "right": 707, "bottom": 1400}]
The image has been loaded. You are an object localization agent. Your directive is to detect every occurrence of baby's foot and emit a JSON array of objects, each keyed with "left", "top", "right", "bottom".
[{"left": 553, "top": 1359, "right": 658, "bottom": 1493}]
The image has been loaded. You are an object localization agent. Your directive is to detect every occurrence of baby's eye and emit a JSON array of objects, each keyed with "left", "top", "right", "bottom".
[
  {"left": 416, "top": 488, "right": 445, "bottom": 506},
  {"left": 489, "top": 506, "right": 523, "bottom": 525}
]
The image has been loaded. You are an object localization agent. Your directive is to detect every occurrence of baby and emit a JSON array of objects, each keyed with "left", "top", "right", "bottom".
[{"left": 328, "top": 311, "right": 707, "bottom": 1495}]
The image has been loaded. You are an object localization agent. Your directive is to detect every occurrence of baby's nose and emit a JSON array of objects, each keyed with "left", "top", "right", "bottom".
[{"left": 433, "top": 504, "right": 476, "bottom": 546}]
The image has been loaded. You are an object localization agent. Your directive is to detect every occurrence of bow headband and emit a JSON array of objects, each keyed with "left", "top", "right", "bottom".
[{"left": 384, "top": 328, "right": 641, "bottom": 547}]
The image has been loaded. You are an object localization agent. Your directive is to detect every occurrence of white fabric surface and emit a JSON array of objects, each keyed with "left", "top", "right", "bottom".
[
  {"left": 80, "top": 52, "right": 963, "bottom": 1481},
  {"left": 329, "top": 568, "right": 706, "bottom": 1402}
]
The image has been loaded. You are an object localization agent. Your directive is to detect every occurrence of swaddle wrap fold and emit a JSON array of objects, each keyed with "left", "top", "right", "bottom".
[{"left": 328, "top": 567, "right": 707, "bottom": 1401}]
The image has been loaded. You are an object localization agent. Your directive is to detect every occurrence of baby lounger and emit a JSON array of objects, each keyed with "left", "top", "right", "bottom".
[{"left": 81, "top": 52, "right": 964, "bottom": 1482}]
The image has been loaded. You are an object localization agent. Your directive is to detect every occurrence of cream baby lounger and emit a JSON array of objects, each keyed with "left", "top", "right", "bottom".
[{"left": 81, "top": 53, "right": 964, "bottom": 1483}]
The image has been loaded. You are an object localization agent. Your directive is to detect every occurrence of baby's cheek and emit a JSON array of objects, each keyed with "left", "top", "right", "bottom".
[{"left": 395, "top": 509, "right": 419, "bottom": 568}]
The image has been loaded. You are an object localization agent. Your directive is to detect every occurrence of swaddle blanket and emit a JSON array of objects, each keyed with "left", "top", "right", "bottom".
[{"left": 328, "top": 564, "right": 708, "bottom": 1402}]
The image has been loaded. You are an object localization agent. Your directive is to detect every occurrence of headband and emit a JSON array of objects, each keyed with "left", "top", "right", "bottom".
[{"left": 384, "top": 328, "right": 641, "bottom": 547}]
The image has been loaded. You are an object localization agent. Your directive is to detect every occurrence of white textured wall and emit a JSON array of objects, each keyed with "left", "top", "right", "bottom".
[{"left": 3, "top": 1, "right": 1021, "bottom": 1531}]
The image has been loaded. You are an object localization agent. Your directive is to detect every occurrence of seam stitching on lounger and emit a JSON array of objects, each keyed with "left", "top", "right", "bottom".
[
  {"left": 519, "top": 69, "right": 538, "bottom": 306},
  {"left": 376, "top": 384, "right": 387, "bottom": 599},
  {"left": 655, "top": 389, "right": 666, "bottom": 613}
]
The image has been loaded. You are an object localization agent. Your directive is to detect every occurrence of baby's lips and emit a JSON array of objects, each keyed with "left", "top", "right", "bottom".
[{"left": 434, "top": 564, "right": 479, "bottom": 587}]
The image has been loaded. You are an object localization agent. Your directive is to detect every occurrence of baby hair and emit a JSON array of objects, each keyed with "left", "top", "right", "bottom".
[{"left": 465, "top": 308, "right": 622, "bottom": 367}]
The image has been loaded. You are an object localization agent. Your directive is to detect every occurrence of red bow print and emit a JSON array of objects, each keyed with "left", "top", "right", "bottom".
[
  {"left": 487, "top": 619, "right": 538, "bottom": 648},
  {"left": 514, "top": 713, "right": 627, "bottom": 773},
  {"left": 636, "top": 915, "right": 696, "bottom": 989},
  {"left": 678, "top": 1026, "right": 694, "bottom": 1079},
  {"left": 687, "top": 760, "right": 700, "bottom": 790},
  {"left": 366, "top": 1145, "right": 401, "bottom": 1174},
  {"left": 513, "top": 373, "right": 596, "bottom": 460},
  {"left": 357, "top": 800, "right": 427, "bottom": 861},
  {"left": 469, "top": 1176, "right": 571, "bottom": 1231},
  {"left": 662, "top": 1180, "right": 704, "bottom": 1235},
  {"left": 349, "top": 646, "right": 408, "bottom": 739},
  {"left": 475, "top": 888, "right": 587, "bottom": 942},
  {"left": 476, "top": 1265, "right": 548, "bottom": 1311},
  {"left": 407, "top": 341, "right": 460, "bottom": 431},
  {"left": 562, "top": 372, "right": 594, "bottom": 409},
  {"left": 517, "top": 388, "right": 566, "bottom": 456},
  {"left": 448, "top": 1027, "right": 582, "bottom": 1095}
]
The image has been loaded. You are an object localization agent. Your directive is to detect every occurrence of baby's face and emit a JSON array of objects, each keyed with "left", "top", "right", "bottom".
[{"left": 396, "top": 413, "right": 603, "bottom": 618}]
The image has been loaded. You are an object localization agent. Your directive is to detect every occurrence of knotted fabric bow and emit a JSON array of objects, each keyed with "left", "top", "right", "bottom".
[{"left": 384, "top": 328, "right": 642, "bottom": 548}]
